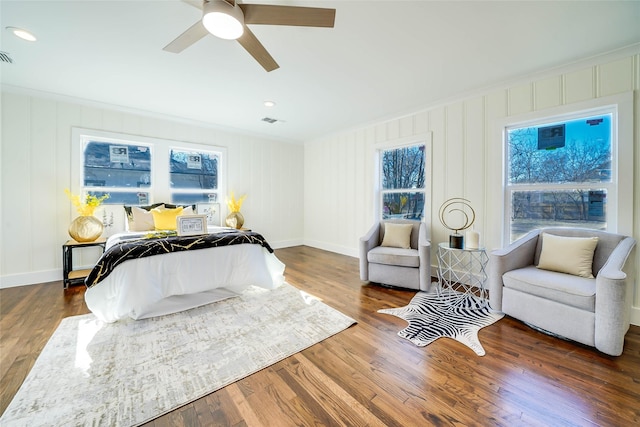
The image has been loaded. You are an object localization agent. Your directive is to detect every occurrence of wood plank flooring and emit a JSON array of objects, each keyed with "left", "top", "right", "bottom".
[{"left": 1, "top": 245, "right": 639, "bottom": 426}]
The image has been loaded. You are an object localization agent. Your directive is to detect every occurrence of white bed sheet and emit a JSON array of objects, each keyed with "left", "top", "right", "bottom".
[{"left": 85, "top": 230, "right": 285, "bottom": 322}]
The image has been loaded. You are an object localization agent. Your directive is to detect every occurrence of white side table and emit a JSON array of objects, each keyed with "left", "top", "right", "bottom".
[{"left": 436, "top": 242, "right": 489, "bottom": 306}]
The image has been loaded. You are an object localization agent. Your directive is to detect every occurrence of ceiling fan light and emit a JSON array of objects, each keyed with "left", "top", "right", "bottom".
[
  {"left": 202, "top": 1, "right": 245, "bottom": 40},
  {"left": 6, "top": 26, "right": 37, "bottom": 42}
]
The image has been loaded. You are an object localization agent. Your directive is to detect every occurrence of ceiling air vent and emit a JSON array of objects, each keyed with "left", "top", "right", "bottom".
[
  {"left": 0, "top": 51, "right": 13, "bottom": 64},
  {"left": 261, "top": 117, "right": 278, "bottom": 124}
]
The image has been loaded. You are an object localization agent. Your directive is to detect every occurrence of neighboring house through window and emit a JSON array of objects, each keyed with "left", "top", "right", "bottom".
[
  {"left": 502, "top": 93, "right": 633, "bottom": 243},
  {"left": 72, "top": 128, "right": 225, "bottom": 209}
]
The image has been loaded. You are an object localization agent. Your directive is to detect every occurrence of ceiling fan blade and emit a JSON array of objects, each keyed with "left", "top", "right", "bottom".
[
  {"left": 237, "top": 26, "right": 279, "bottom": 72},
  {"left": 182, "top": 0, "right": 204, "bottom": 10},
  {"left": 163, "top": 21, "right": 209, "bottom": 53},
  {"left": 239, "top": 4, "right": 336, "bottom": 27}
]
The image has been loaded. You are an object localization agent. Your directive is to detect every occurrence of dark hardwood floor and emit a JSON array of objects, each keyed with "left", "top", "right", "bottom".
[{"left": 1, "top": 245, "right": 639, "bottom": 426}]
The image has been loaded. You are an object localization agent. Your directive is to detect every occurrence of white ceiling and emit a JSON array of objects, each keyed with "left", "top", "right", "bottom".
[{"left": 1, "top": 1, "right": 639, "bottom": 143}]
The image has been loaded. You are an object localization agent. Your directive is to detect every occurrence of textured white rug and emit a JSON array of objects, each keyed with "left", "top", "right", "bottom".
[{"left": 1, "top": 283, "right": 356, "bottom": 426}]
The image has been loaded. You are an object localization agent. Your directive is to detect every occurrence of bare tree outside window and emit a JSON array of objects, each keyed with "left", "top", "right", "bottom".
[
  {"left": 506, "top": 114, "right": 612, "bottom": 241},
  {"left": 381, "top": 145, "right": 426, "bottom": 220}
]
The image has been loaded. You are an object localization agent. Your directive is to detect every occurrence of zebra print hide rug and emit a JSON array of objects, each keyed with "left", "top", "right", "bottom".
[{"left": 378, "top": 291, "right": 504, "bottom": 356}]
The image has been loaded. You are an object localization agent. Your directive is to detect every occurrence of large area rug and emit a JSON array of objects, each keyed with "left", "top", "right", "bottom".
[
  {"left": 1, "top": 283, "right": 356, "bottom": 426},
  {"left": 378, "top": 290, "right": 503, "bottom": 356}
]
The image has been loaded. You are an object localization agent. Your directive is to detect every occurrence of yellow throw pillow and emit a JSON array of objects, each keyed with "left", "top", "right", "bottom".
[
  {"left": 151, "top": 206, "right": 184, "bottom": 230},
  {"left": 381, "top": 223, "right": 413, "bottom": 249},
  {"left": 537, "top": 233, "right": 598, "bottom": 278}
]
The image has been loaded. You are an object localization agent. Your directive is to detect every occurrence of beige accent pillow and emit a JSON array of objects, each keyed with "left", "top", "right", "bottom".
[
  {"left": 129, "top": 205, "right": 159, "bottom": 231},
  {"left": 537, "top": 233, "right": 598, "bottom": 278},
  {"left": 381, "top": 223, "right": 413, "bottom": 249}
]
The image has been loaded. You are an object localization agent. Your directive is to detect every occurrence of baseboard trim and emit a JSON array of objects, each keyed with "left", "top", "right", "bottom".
[
  {"left": 0, "top": 241, "right": 305, "bottom": 289},
  {"left": 4, "top": 253, "right": 639, "bottom": 327},
  {"left": 302, "top": 239, "right": 358, "bottom": 258},
  {"left": 630, "top": 306, "right": 640, "bottom": 327},
  {"left": 270, "top": 239, "right": 304, "bottom": 250},
  {"left": 0, "top": 269, "right": 62, "bottom": 289}
]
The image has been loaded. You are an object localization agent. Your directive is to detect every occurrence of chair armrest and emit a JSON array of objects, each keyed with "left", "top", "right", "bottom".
[
  {"left": 488, "top": 229, "right": 541, "bottom": 311},
  {"left": 595, "top": 236, "right": 636, "bottom": 356},
  {"left": 598, "top": 236, "right": 636, "bottom": 280},
  {"left": 418, "top": 222, "right": 432, "bottom": 291},
  {"left": 359, "top": 222, "right": 381, "bottom": 281}
]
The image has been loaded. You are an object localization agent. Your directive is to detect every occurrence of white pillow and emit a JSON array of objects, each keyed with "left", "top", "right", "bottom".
[
  {"left": 381, "top": 223, "right": 413, "bottom": 249},
  {"left": 537, "top": 233, "right": 598, "bottom": 278},
  {"left": 129, "top": 206, "right": 157, "bottom": 231}
]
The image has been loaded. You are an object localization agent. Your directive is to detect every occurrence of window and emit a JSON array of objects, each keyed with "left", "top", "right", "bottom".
[
  {"left": 72, "top": 128, "right": 225, "bottom": 208},
  {"left": 380, "top": 144, "right": 426, "bottom": 220},
  {"left": 505, "top": 111, "right": 615, "bottom": 242},
  {"left": 169, "top": 149, "right": 219, "bottom": 204},
  {"left": 83, "top": 140, "right": 153, "bottom": 205}
]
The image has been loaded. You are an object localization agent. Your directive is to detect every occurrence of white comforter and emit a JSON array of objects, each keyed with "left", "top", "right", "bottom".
[{"left": 85, "top": 230, "right": 285, "bottom": 322}]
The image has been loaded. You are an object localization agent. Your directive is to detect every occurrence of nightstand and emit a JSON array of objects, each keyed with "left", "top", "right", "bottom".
[{"left": 62, "top": 238, "right": 107, "bottom": 289}]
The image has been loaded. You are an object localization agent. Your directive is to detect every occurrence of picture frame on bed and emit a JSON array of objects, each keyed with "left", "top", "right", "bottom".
[{"left": 177, "top": 215, "right": 208, "bottom": 236}]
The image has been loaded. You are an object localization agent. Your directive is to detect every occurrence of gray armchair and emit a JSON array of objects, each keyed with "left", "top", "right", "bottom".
[
  {"left": 489, "top": 227, "right": 636, "bottom": 356},
  {"left": 359, "top": 219, "right": 431, "bottom": 291}
]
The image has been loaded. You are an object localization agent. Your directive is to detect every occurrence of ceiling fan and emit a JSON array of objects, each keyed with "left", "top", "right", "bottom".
[{"left": 163, "top": 0, "right": 336, "bottom": 72}]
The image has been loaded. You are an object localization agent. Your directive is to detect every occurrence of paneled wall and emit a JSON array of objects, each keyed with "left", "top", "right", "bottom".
[
  {"left": 0, "top": 92, "right": 304, "bottom": 287},
  {"left": 304, "top": 48, "right": 640, "bottom": 324}
]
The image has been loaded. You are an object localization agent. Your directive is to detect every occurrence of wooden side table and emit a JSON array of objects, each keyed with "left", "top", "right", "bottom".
[{"left": 62, "top": 238, "right": 107, "bottom": 289}]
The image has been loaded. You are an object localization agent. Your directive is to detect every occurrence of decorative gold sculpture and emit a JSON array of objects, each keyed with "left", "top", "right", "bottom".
[{"left": 438, "top": 198, "right": 476, "bottom": 249}]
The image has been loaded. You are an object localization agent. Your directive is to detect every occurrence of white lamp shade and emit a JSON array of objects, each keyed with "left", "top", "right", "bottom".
[{"left": 202, "top": 0, "right": 245, "bottom": 40}]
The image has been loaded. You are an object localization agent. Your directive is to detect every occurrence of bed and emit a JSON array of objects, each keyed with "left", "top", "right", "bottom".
[{"left": 84, "top": 227, "right": 285, "bottom": 323}]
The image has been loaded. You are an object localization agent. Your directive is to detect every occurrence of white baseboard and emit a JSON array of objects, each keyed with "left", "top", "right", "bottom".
[
  {"left": 0, "top": 241, "right": 307, "bottom": 288},
  {"left": 270, "top": 239, "right": 304, "bottom": 250},
  {"left": 302, "top": 239, "right": 358, "bottom": 258},
  {"left": 0, "top": 269, "right": 62, "bottom": 289},
  {"left": 4, "top": 251, "right": 640, "bottom": 328},
  {"left": 630, "top": 306, "right": 640, "bottom": 327},
  {"left": 0, "top": 241, "right": 305, "bottom": 289}
]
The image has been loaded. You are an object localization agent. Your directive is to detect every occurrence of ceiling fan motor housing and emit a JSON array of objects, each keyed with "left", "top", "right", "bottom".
[{"left": 202, "top": 0, "right": 245, "bottom": 40}]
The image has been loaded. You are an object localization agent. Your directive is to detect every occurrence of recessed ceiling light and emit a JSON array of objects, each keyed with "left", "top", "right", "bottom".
[
  {"left": 264, "top": 100, "right": 276, "bottom": 107},
  {"left": 6, "top": 26, "right": 37, "bottom": 42}
]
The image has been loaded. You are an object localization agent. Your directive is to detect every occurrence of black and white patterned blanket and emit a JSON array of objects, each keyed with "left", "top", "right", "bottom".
[{"left": 85, "top": 231, "right": 273, "bottom": 288}]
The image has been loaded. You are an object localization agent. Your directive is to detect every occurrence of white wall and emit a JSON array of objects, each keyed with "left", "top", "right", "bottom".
[
  {"left": 0, "top": 91, "right": 304, "bottom": 287},
  {"left": 303, "top": 47, "right": 640, "bottom": 325}
]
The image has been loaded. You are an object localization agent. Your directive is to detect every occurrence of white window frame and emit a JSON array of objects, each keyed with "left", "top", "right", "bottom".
[
  {"left": 71, "top": 128, "right": 227, "bottom": 208},
  {"left": 374, "top": 133, "right": 432, "bottom": 224},
  {"left": 499, "top": 93, "right": 633, "bottom": 245}
]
